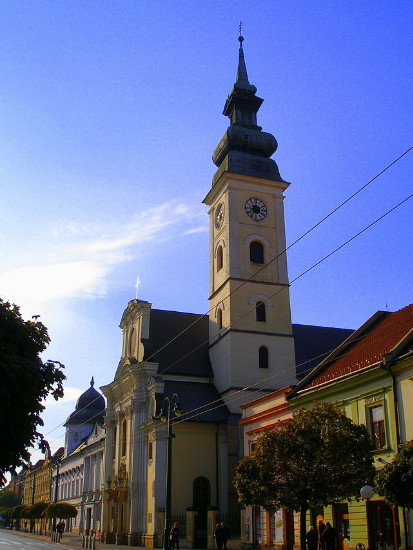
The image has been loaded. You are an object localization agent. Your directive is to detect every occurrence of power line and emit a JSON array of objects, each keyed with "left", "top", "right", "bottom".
[{"left": 44, "top": 192, "right": 412, "bottom": 454}]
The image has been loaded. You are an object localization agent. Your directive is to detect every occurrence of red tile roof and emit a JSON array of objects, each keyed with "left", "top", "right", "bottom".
[{"left": 305, "top": 304, "right": 413, "bottom": 389}]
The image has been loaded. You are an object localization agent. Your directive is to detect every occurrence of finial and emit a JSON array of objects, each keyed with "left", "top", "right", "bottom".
[
  {"left": 90, "top": 376, "right": 94, "bottom": 387},
  {"left": 135, "top": 276, "right": 141, "bottom": 299},
  {"left": 238, "top": 21, "right": 244, "bottom": 47}
]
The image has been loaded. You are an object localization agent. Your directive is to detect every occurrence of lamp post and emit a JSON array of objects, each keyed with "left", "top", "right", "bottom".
[
  {"left": 360, "top": 485, "right": 374, "bottom": 550},
  {"left": 154, "top": 394, "right": 183, "bottom": 550},
  {"left": 52, "top": 459, "right": 61, "bottom": 532}
]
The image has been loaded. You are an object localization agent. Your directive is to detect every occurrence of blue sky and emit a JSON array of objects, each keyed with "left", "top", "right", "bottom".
[{"left": 0, "top": 1, "right": 412, "bottom": 461}]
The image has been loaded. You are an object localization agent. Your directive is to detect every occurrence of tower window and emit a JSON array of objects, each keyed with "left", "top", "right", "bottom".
[
  {"left": 250, "top": 241, "right": 264, "bottom": 264},
  {"left": 259, "top": 346, "right": 269, "bottom": 369},
  {"left": 217, "top": 245, "right": 223, "bottom": 271},
  {"left": 121, "top": 419, "right": 127, "bottom": 457},
  {"left": 256, "top": 301, "right": 266, "bottom": 322},
  {"left": 217, "top": 309, "right": 223, "bottom": 331}
]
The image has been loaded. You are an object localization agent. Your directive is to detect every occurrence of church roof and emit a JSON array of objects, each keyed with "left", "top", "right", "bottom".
[
  {"left": 143, "top": 309, "right": 213, "bottom": 378},
  {"left": 292, "top": 323, "right": 354, "bottom": 378},
  {"left": 141, "top": 308, "right": 352, "bottom": 383},
  {"left": 291, "top": 303, "right": 413, "bottom": 394},
  {"left": 159, "top": 380, "right": 231, "bottom": 424},
  {"left": 64, "top": 377, "right": 106, "bottom": 426}
]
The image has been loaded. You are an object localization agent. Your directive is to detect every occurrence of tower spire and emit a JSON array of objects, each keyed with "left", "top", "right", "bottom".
[
  {"left": 211, "top": 32, "right": 284, "bottom": 184},
  {"left": 236, "top": 24, "right": 249, "bottom": 85}
]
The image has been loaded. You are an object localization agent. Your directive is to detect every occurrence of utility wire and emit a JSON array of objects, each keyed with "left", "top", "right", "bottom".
[
  {"left": 44, "top": 192, "right": 412, "bottom": 454},
  {"left": 138, "top": 147, "right": 413, "bottom": 369}
]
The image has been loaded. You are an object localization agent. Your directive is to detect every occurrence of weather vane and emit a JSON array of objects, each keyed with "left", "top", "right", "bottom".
[{"left": 238, "top": 21, "right": 243, "bottom": 36}]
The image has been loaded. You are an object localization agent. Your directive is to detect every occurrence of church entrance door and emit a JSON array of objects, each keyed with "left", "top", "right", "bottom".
[{"left": 193, "top": 476, "right": 210, "bottom": 548}]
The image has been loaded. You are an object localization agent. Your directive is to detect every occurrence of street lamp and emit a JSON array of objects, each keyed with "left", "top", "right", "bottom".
[
  {"left": 154, "top": 394, "right": 183, "bottom": 550},
  {"left": 360, "top": 485, "right": 374, "bottom": 550},
  {"left": 360, "top": 485, "right": 374, "bottom": 500}
]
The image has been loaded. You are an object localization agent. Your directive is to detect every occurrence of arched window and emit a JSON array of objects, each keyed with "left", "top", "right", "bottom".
[
  {"left": 259, "top": 346, "right": 269, "bottom": 369},
  {"left": 217, "top": 245, "right": 223, "bottom": 271},
  {"left": 250, "top": 240, "right": 264, "bottom": 264},
  {"left": 121, "top": 419, "right": 127, "bottom": 457},
  {"left": 217, "top": 309, "right": 223, "bottom": 331},
  {"left": 256, "top": 301, "right": 266, "bottom": 322}
]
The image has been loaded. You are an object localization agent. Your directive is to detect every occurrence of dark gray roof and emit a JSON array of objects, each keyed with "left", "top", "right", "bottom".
[
  {"left": 292, "top": 324, "right": 353, "bottom": 378},
  {"left": 143, "top": 308, "right": 352, "bottom": 381},
  {"left": 156, "top": 380, "right": 231, "bottom": 424},
  {"left": 65, "top": 380, "right": 105, "bottom": 426},
  {"left": 143, "top": 309, "right": 213, "bottom": 378}
]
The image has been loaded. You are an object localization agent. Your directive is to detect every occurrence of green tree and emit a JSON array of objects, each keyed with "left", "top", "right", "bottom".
[
  {"left": 375, "top": 440, "right": 413, "bottom": 508},
  {"left": 0, "top": 299, "right": 65, "bottom": 486},
  {"left": 234, "top": 402, "right": 375, "bottom": 550},
  {"left": 43, "top": 502, "right": 78, "bottom": 519},
  {"left": 0, "top": 488, "right": 20, "bottom": 509}
]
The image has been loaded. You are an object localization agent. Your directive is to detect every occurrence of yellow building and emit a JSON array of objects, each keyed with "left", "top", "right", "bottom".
[{"left": 238, "top": 304, "right": 413, "bottom": 550}]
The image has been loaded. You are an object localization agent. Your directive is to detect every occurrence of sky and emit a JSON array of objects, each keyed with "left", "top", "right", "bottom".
[{"left": 1, "top": 1, "right": 412, "bottom": 464}]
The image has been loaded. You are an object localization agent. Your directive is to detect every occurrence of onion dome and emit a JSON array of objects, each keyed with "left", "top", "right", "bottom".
[
  {"left": 64, "top": 377, "right": 105, "bottom": 426},
  {"left": 212, "top": 34, "right": 284, "bottom": 185}
]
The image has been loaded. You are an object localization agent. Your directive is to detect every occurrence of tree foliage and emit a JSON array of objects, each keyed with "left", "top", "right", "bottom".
[
  {"left": 375, "top": 440, "right": 413, "bottom": 508},
  {"left": 29, "top": 502, "right": 49, "bottom": 519},
  {"left": 0, "top": 489, "right": 20, "bottom": 509},
  {"left": 0, "top": 299, "right": 66, "bottom": 486},
  {"left": 42, "top": 502, "right": 78, "bottom": 519},
  {"left": 234, "top": 402, "right": 375, "bottom": 550}
]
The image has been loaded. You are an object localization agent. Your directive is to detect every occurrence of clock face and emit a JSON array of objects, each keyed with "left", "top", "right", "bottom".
[
  {"left": 244, "top": 198, "right": 267, "bottom": 221},
  {"left": 215, "top": 203, "right": 225, "bottom": 229}
]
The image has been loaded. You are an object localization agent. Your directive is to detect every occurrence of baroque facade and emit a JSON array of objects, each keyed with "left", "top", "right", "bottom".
[{"left": 99, "top": 36, "right": 352, "bottom": 548}]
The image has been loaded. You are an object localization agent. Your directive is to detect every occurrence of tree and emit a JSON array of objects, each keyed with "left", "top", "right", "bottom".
[
  {"left": 374, "top": 440, "right": 413, "bottom": 508},
  {"left": 42, "top": 502, "right": 78, "bottom": 519},
  {"left": 0, "top": 299, "right": 65, "bottom": 486},
  {"left": 234, "top": 402, "right": 375, "bottom": 550},
  {"left": 0, "top": 488, "right": 20, "bottom": 509}
]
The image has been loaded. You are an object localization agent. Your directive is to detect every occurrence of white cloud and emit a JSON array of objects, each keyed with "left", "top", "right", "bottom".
[
  {"left": 42, "top": 386, "right": 83, "bottom": 406},
  {"left": 0, "top": 199, "right": 204, "bottom": 306}
]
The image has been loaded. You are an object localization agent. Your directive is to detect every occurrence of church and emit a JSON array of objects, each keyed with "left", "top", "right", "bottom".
[{"left": 99, "top": 35, "right": 352, "bottom": 548}]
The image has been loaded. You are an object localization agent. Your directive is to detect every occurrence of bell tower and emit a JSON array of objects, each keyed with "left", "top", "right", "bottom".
[{"left": 203, "top": 35, "right": 297, "bottom": 411}]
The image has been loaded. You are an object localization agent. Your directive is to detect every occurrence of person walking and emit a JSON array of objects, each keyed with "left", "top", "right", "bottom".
[
  {"left": 221, "top": 522, "right": 231, "bottom": 550},
  {"left": 323, "top": 522, "right": 337, "bottom": 550},
  {"left": 169, "top": 522, "right": 180, "bottom": 550},
  {"left": 214, "top": 523, "right": 224, "bottom": 550},
  {"left": 306, "top": 526, "right": 318, "bottom": 550},
  {"left": 317, "top": 520, "right": 326, "bottom": 550}
]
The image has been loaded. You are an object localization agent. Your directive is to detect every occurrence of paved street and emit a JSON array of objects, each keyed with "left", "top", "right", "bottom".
[{"left": 0, "top": 530, "right": 147, "bottom": 550}]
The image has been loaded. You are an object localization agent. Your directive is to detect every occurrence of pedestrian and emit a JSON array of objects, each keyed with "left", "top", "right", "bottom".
[
  {"left": 221, "top": 522, "right": 231, "bottom": 550},
  {"left": 306, "top": 526, "right": 318, "bottom": 550},
  {"left": 317, "top": 520, "right": 326, "bottom": 550},
  {"left": 169, "top": 522, "right": 180, "bottom": 550},
  {"left": 214, "top": 523, "right": 224, "bottom": 550},
  {"left": 323, "top": 522, "right": 337, "bottom": 550}
]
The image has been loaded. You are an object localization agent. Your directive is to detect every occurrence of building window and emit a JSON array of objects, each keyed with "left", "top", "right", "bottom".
[
  {"left": 217, "top": 245, "right": 223, "bottom": 271},
  {"left": 369, "top": 405, "right": 386, "bottom": 449},
  {"left": 148, "top": 441, "right": 153, "bottom": 461},
  {"left": 217, "top": 309, "right": 223, "bottom": 331},
  {"left": 250, "top": 241, "right": 264, "bottom": 264},
  {"left": 259, "top": 346, "right": 269, "bottom": 369},
  {"left": 256, "top": 301, "right": 266, "bottom": 322},
  {"left": 121, "top": 419, "right": 127, "bottom": 457}
]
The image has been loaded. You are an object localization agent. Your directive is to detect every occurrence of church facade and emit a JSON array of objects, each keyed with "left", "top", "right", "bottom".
[{"left": 99, "top": 36, "right": 352, "bottom": 548}]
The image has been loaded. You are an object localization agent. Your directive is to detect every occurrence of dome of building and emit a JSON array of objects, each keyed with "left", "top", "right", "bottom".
[{"left": 64, "top": 377, "right": 105, "bottom": 426}]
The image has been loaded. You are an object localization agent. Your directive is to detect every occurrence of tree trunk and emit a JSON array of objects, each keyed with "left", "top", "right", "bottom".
[{"left": 300, "top": 504, "right": 308, "bottom": 550}]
